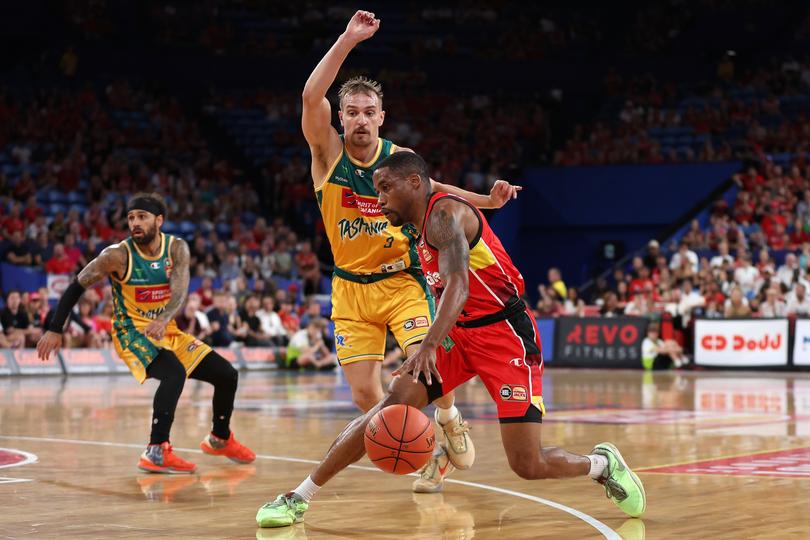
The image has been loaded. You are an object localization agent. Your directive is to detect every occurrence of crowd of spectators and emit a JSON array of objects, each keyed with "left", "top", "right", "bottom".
[
  {"left": 534, "top": 158, "right": 810, "bottom": 362},
  {"left": 555, "top": 58, "right": 810, "bottom": 165}
]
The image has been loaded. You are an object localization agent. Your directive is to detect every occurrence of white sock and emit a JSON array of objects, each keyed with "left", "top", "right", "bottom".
[
  {"left": 587, "top": 454, "right": 608, "bottom": 479},
  {"left": 293, "top": 476, "right": 321, "bottom": 502},
  {"left": 436, "top": 404, "right": 459, "bottom": 424}
]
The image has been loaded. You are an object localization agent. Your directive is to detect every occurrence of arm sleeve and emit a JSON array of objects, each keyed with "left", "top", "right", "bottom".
[{"left": 47, "top": 280, "right": 86, "bottom": 333}]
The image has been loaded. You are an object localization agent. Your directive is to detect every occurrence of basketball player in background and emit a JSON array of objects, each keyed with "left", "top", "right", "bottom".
[
  {"left": 37, "top": 193, "right": 255, "bottom": 473},
  {"left": 256, "top": 152, "right": 645, "bottom": 528},
  {"left": 302, "top": 8, "right": 520, "bottom": 492}
]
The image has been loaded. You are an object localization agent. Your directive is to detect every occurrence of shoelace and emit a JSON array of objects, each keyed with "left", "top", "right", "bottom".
[
  {"left": 598, "top": 476, "right": 629, "bottom": 502},
  {"left": 450, "top": 421, "right": 470, "bottom": 435}
]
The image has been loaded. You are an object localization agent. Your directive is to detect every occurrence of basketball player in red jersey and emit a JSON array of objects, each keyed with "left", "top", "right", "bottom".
[{"left": 256, "top": 152, "right": 646, "bottom": 527}]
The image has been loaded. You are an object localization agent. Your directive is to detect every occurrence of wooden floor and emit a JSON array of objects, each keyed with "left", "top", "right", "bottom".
[{"left": 1, "top": 367, "right": 809, "bottom": 539}]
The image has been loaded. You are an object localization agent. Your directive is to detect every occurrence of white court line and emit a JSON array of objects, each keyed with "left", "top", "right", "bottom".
[{"left": 0, "top": 434, "right": 621, "bottom": 540}]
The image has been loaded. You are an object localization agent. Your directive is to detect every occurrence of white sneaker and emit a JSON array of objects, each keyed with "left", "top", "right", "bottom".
[
  {"left": 435, "top": 409, "right": 475, "bottom": 470},
  {"left": 412, "top": 444, "right": 455, "bottom": 493}
]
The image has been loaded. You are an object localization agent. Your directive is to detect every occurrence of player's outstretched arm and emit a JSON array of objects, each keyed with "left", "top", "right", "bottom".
[
  {"left": 394, "top": 202, "right": 472, "bottom": 384},
  {"left": 302, "top": 10, "right": 380, "bottom": 182},
  {"left": 36, "top": 244, "right": 127, "bottom": 360},
  {"left": 394, "top": 147, "right": 521, "bottom": 208},
  {"left": 431, "top": 178, "right": 522, "bottom": 209},
  {"left": 144, "top": 238, "right": 190, "bottom": 340}
]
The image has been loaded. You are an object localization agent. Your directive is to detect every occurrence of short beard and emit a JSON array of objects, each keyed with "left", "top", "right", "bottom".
[{"left": 132, "top": 226, "right": 157, "bottom": 245}]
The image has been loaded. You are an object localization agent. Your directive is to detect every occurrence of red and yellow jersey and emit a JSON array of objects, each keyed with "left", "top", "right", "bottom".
[
  {"left": 417, "top": 193, "right": 525, "bottom": 324},
  {"left": 315, "top": 136, "right": 420, "bottom": 275}
]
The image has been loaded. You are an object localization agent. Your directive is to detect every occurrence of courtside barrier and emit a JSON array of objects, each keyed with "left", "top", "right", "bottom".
[
  {"left": 694, "top": 318, "right": 789, "bottom": 367},
  {"left": 0, "top": 347, "right": 282, "bottom": 376},
  {"left": 553, "top": 316, "right": 649, "bottom": 368}
]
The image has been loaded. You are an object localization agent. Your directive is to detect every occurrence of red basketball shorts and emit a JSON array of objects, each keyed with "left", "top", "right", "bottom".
[{"left": 423, "top": 308, "right": 545, "bottom": 422}]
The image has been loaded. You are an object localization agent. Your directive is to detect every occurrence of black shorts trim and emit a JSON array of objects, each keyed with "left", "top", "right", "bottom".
[
  {"left": 417, "top": 372, "right": 445, "bottom": 403},
  {"left": 499, "top": 405, "right": 543, "bottom": 424}
]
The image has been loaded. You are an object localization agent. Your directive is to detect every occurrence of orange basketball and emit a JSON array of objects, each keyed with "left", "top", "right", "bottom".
[{"left": 364, "top": 404, "right": 435, "bottom": 474}]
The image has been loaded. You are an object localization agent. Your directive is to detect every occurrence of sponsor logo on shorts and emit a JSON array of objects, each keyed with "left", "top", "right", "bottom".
[
  {"left": 187, "top": 340, "right": 202, "bottom": 352},
  {"left": 500, "top": 384, "right": 528, "bottom": 402},
  {"left": 404, "top": 317, "right": 430, "bottom": 331},
  {"left": 336, "top": 334, "right": 348, "bottom": 348}
]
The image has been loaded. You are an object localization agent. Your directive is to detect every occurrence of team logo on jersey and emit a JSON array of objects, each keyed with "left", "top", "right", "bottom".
[
  {"left": 340, "top": 188, "right": 383, "bottom": 217},
  {"left": 164, "top": 258, "right": 173, "bottom": 278},
  {"left": 419, "top": 244, "right": 433, "bottom": 263},
  {"left": 338, "top": 217, "right": 389, "bottom": 240},
  {"left": 499, "top": 384, "right": 528, "bottom": 402}
]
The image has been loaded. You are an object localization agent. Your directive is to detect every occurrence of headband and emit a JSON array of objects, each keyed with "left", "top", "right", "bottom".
[{"left": 127, "top": 197, "right": 164, "bottom": 216}]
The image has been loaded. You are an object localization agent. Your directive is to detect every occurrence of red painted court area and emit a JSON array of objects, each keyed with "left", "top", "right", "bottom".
[
  {"left": 0, "top": 449, "right": 27, "bottom": 468},
  {"left": 641, "top": 446, "right": 810, "bottom": 478}
]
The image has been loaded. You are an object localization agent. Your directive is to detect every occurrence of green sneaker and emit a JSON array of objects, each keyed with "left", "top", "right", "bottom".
[
  {"left": 591, "top": 443, "right": 646, "bottom": 518},
  {"left": 256, "top": 492, "right": 309, "bottom": 528}
]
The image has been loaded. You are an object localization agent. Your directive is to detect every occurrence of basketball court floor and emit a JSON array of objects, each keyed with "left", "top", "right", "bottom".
[{"left": 1, "top": 367, "right": 808, "bottom": 539}]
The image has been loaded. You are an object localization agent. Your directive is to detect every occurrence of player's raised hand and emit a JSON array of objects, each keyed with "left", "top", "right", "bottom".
[
  {"left": 36, "top": 330, "right": 63, "bottom": 362},
  {"left": 344, "top": 10, "right": 380, "bottom": 44},
  {"left": 489, "top": 180, "right": 522, "bottom": 208},
  {"left": 393, "top": 343, "right": 443, "bottom": 386}
]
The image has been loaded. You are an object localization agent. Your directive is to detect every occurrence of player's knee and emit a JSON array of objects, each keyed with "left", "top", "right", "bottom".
[
  {"left": 352, "top": 386, "right": 383, "bottom": 413},
  {"left": 506, "top": 450, "right": 546, "bottom": 480}
]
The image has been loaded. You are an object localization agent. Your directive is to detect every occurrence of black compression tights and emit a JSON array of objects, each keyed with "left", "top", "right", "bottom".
[{"left": 146, "top": 350, "right": 239, "bottom": 444}]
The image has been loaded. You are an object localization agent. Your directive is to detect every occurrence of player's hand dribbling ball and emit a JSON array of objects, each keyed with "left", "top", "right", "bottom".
[{"left": 364, "top": 404, "right": 435, "bottom": 474}]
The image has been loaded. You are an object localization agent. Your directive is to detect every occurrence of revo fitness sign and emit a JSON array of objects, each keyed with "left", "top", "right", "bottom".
[
  {"left": 554, "top": 317, "right": 648, "bottom": 368},
  {"left": 694, "top": 318, "right": 788, "bottom": 367}
]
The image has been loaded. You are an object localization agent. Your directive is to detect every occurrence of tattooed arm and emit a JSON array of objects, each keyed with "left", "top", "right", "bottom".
[
  {"left": 77, "top": 244, "right": 128, "bottom": 287},
  {"left": 393, "top": 200, "right": 476, "bottom": 384},
  {"left": 37, "top": 244, "right": 127, "bottom": 360},
  {"left": 144, "top": 238, "right": 190, "bottom": 339}
]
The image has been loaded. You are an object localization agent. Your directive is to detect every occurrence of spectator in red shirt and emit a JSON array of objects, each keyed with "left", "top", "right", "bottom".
[
  {"left": 295, "top": 240, "right": 321, "bottom": 295},
  {"left": 767, "top": 223, "right": 788, "bottom": 251},
  {"left": 44, "top": 243, "right": 76, "bottom": 274},
  {"left": 63, "top": 233, "right": 87, "bottom": 268},
  {"left": 196, "top": 276, "right": 215, "bottom": 308},
  {"left": 22, "top": 195, "right": 43, "bottom": 223},
  {"left": 789, "top": 217, "right": 810, "bottom": 249},
  {"left": 2, "top": 203, "right": 24, "bottom": 239},
  {"left": 629, "top": 266, "right": 655, "bottom": 298}
]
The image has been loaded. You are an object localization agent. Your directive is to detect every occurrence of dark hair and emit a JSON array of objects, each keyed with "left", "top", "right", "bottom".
[
  {"left": 127, "top": 192, "right": 167, "bottom": 218},
  {"left": 376, "top": 151, "right": 429, "bottom": 183}
]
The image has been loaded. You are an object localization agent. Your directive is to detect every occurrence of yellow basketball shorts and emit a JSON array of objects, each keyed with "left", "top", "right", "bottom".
[
  {"left": 113, "top": 325, "right": 212, "bottom": 383},
  {"left": 331, "top": 271, "right": 436, "bottom": 365}
]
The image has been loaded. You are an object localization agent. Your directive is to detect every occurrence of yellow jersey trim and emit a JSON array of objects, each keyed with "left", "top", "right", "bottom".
[
  {"left": 346, "top": 138, "right": 382, "bottom": 168},
  {"left": 113, "top": 241, "right": 133, "bottom": 283},
  {"left": 316, "top": 150, "right": 344, "bottom": 191},
  {"left": 132, "top": 232, "right": 165, "bottom": 261}
]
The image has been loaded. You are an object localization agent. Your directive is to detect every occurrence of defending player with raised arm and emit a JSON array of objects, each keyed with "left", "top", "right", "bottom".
[
  {"left": 256, "top": 152, "right": 645, "bottom": 528},
  {"left": 37, "top": 193, "right": 255, "bottom": 474},
  {"left": 300, "top": 8, "right": 520, "bottom": 493}
]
